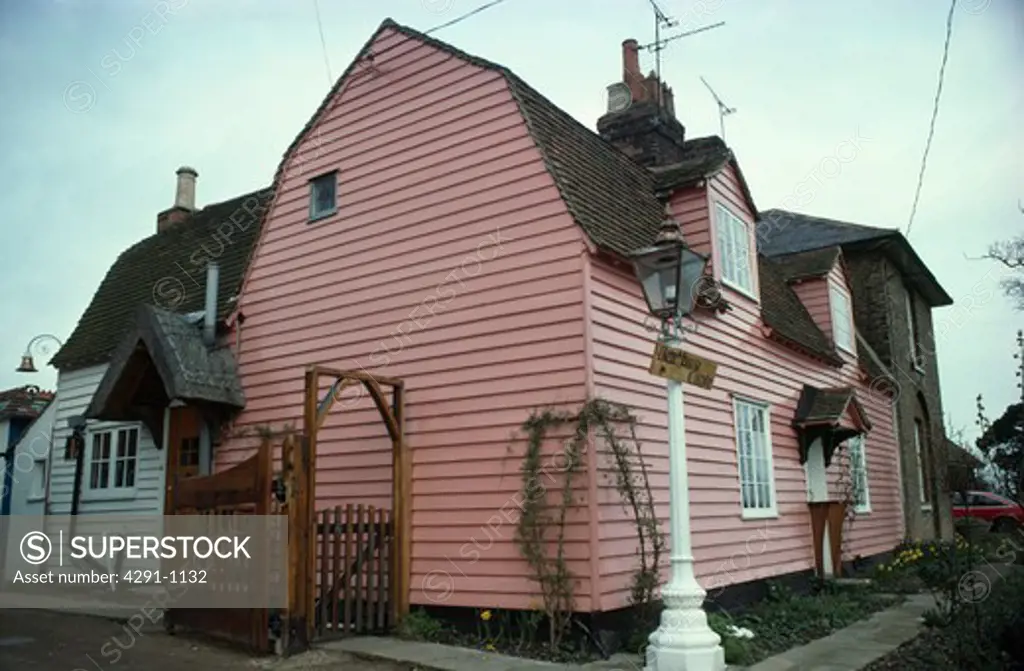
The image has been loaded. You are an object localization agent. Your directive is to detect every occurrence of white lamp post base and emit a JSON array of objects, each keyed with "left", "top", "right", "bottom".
[
  {"left": 644, "top": 580, "right": 725, "bottom": 671},
  {"left": 645, "top": 609, "right": 725, "bottom": 670}
]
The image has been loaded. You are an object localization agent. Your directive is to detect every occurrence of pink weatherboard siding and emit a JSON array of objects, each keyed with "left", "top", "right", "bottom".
[
  {"left": 791, "top": 278, "right": 832, "bottom": 340},
  {"left": 225, "top": 27, "right": 594, "bottom": 611},
  {"left": 588, "top": 163, "right": 903, "bottom": 610},
  {"left": 217, "top": 24, "right": 906, "bottom": 615}
]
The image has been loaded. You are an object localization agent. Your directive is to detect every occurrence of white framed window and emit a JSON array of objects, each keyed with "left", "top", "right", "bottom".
[
  {"left": 846, "top": 435, "right": 870, "bottom": 513},
  {"left": 87, "top": 427, "right": 138, "bottom": 492},
  {"left": 913, "top": 420, "right": 931, "bottom": 507},
  {"left": 733, "top": 398, "right": 777, "bottom": 518},
  {"left": 830, "top": 285, "right": 854, "bottom": 353},
  {"left": 715, "top": 203, "right": 754, "bottom": 296}
]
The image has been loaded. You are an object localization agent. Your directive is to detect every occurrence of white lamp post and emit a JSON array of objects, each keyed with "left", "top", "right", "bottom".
[{"left": 631, "top": 216, "right": 725, "bottom": 671}]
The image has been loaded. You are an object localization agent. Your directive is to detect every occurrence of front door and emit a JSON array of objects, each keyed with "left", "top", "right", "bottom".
[{"left": 164, "top": 405, "right": 202, "bottom": 514}]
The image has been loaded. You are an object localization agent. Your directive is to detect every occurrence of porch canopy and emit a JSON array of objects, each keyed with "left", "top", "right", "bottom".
[
  {"left": 792, "top": 384, "right": 872, "bottom": 467},
  {"left": 85, "top": 304, "right": 245, "bottom": 447}
]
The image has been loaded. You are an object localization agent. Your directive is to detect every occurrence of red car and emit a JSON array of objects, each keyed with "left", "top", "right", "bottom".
[{"left": 952, "top": 490, "right": 1024, "bottom": 532}]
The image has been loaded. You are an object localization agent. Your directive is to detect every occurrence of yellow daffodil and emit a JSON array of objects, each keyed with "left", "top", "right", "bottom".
[{"left": 481, "top": 610, "right": 492, "bottom": 622}]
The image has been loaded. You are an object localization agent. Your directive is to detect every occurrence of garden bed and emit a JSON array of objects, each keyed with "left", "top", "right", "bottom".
[
  {"left": 395, "top": 581, "right": 903, "bottom": 667},
  {"left": 863, "top": 568, "right": 1024, "bottom": 671},
  {"left": 706, "top": 581, "right": 903, "bottom": 666}
]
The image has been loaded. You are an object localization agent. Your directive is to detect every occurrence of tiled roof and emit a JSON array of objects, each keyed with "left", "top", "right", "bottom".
[
  {"left": 756, "top": 209, "right": 952, "bottom": 307},
  {"left": 649, "top": 136, "right": 739, "bottom": 192},
  {"left": 772, "top": 247, "right": 841, "bottom": 282},
  {"left": 758, "top": 256, "right": 842, "bottom": 364},
  {"left": 794, "top": 385, "right": 870, "bottom": 427},
  {"left": 757, "top": 209, "right": 895, "bottom": 256},
  {"left": 87, "top": 305, "right": 245, "bottom": 421},
  {"left": 51, "top": 188, "right": 273, "bottom": 371},
  {"left": 0, "top": 385, "right": 54, "bottom": 421}
]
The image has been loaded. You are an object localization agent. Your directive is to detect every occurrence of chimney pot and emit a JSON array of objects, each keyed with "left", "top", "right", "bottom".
[
  {"left": 175, "top": 166, "right": 198, "bottom": 211},
  {"left": 622, "top": 39, "right": 645, "bottom": 103},
  {"left": 157, "top": 166, "right": 198, "bottom": 233}
]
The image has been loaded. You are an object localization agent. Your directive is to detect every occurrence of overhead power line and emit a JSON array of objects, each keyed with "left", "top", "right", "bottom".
[
  {"left": 425, "top": 0, "right": 509, "bottom": 36},
  {"left": 906, "top": 0, "right": 957, "bottom": 240},
  {"left": 313, "top": 0, "right": 333, "bottom": 85}
]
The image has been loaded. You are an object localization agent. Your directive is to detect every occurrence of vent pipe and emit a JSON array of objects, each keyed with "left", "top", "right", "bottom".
[{"left": 203, "top": 262, "right": 219, "bottom": 347}]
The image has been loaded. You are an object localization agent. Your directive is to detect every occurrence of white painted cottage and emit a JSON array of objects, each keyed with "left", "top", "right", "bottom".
[{"left": 45, "top": 170, "right": 270, "bottom": 526}]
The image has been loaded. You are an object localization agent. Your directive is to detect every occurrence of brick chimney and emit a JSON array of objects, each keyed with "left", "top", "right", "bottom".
[
  {"left": 597, "top": 39, "right": 687, "bottom": 168},
  {"left": 157, "top": 166, "right": 198, "bottom": 233}
]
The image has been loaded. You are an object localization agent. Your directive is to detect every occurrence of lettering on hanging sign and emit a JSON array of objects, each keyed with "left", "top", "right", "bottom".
[{"left": 648, "top": 342, "right": 718, "bottom": 390}]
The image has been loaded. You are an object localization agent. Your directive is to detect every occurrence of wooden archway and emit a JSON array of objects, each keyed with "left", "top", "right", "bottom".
[{"left": 289, "top": 366, "right": 409, "bottom": 649}]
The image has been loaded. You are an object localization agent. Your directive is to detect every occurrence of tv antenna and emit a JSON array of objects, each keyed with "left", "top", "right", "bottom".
[
  {"left": 639, "top": 0, "right": 725, "bottom": 109},
  {"left": 701, "top": 76, "right": 736, "bottom": 141}
]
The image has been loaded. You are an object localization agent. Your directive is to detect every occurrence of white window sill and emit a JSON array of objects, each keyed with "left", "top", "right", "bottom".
[
  {"left": 81, "top": 489, "right": 138, "bottom": 503},
  {"left": 741, "top": 507, "right": 779, "bottom": 520},
  {"left": 26, "top": 494, "right": 46, "bottom": 503},
  {"left": 836, "top": 341, "right": 856, "bottom": 356},
  {"left": 721, "top": 277, "right": 758, "bottom": 303},
  {"left": 854, "top": 505, "right": 871, "bottom": 515},
  {"left": 920, "top": 503, "right": 933, "bottom": 512}
]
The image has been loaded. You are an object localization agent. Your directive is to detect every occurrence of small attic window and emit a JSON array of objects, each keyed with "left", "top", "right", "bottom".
[
  {"left": 830, "top": 284, "right": 854, "bottom": 353},
  {"left": 309, "top": 171, "right": 337, "bottom": 221}
]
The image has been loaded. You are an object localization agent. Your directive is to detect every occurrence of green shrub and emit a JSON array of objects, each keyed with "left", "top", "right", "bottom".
[
  {"left": 865, "top": 570, "right": 1024, "bottom": 670},
  {"left": 396, "top": 609, "right": 446, "bottom": 642}
]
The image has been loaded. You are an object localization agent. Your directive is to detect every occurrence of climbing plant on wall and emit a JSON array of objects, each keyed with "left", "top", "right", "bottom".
[{"left": 512, "top": 398, "right": 664, "bottom": 649}]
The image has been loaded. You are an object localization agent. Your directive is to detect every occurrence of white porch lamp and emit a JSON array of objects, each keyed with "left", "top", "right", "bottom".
[{"left": 631, "top": 216, "right": 725, "bottom": 671}]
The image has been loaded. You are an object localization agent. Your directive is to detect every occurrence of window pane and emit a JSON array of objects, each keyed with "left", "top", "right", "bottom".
[
  {"left": 101, "top": 433, "right": 111, "bottom": 460},
  {"left": 733, "top": 218, "right": 750, "bottom": 290},
  {"left": 90, "top": 463, "right": 100, "bottom": 489},
  {"left": 126, "top": 459, "right": 136, "bottom": 488},
  {"left": 115, "top": 460, "right": 125, "bottom": 488},
  {"left": 716, "top": 210, "right": 732, "bottom": 281},
  {"left": 742, "top": 484, "right": 755, "bottom": 508},
  {"left": 128, "top": 429, "right": 138, "bottom": 457},
  {"left": 99, "top": 462, "right": 108, "bottom": 489},
  {"left": 311, "top": 175, "right": 336, "bottom": 217}
]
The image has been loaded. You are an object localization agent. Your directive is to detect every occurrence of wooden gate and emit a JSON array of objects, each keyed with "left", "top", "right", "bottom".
[
  {"left": 165, "top": 438, "right": 274, "bottom": 653},
  {"left": 314, "top": 504, "right": 394, "bottom": 638}
]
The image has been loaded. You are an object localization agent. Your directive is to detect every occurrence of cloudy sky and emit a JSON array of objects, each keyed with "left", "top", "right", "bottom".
[{"left": 0, "top": 0, "right": 1020, "bottom": 441}]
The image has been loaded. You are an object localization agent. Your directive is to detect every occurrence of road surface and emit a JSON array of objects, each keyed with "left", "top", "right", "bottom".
[{"left": 0, "top": 609, "right": 411, "bottom": 670}]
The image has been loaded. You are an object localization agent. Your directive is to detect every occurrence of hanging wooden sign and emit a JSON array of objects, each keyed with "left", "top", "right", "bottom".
[{"left": 649, "top": 342, "right": 718, "bottom": 390}]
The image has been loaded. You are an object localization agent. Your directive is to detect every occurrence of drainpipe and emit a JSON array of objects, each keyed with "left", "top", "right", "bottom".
[
  {"left": 203, "top": 262, "right": 219, "bottom": 347},
  {"left": 198, "top": 262, "right": 218, "bottom": 475}
]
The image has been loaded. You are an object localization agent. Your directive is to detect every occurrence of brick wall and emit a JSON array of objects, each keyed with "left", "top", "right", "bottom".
[{"left": 845, "top": 252, "right": 953, "bottom": 540}]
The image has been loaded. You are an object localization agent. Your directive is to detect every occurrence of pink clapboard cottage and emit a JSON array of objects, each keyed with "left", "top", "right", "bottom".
[{"left": 221, "top": 18, "right": 906, "bottom": 622}]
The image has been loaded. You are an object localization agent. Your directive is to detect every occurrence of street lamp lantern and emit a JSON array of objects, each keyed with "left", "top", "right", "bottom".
[
  {"left": 631, "top": 215, "right": 725, "bottom": 671},
  {"left": 15, "top": 334, "right": 63, "bottom": 374},
  {"left": 16, "top": 354, "right": 38, "bottom": 374},
  {"left": 631, "top": 217, "right": 708, "bottom": 324}
]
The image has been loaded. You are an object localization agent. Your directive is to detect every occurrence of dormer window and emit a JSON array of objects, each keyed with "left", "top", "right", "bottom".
[
  {"left": 714, "top": 203, "right": 753, "bottom": 295},
  {"left": 309, "top": 171, "right": 337, "bottom": 221},
  {"left": 829, "top": 284, "right": 854, "bottom": 353}
]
